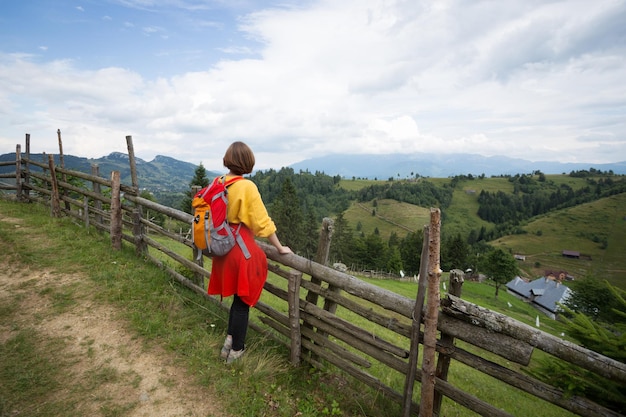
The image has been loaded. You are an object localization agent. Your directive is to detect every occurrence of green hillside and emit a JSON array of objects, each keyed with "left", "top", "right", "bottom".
[
  {"left": 492, "top": 192, "right": 626, "bottom": 288},
  {"left": 339, "top": 175, "right": 626, "bottom": 289}
]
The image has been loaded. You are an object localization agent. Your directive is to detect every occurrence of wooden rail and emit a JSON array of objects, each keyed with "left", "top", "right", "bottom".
[{"left": 1, "top": 133, "right": 624, "bottom": 417}]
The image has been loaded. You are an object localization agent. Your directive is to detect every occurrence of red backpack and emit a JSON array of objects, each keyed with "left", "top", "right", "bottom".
[{"left": 191, "top": 175, "right": 250, "bottom": 259}]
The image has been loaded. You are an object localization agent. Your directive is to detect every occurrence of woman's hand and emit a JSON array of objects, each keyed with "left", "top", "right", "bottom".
[
  {"left": 277, "top": 245, "right": 292, "bottom": 255},
  {"left": 268, "top": 233, "right": 292, "bottom": 255}
]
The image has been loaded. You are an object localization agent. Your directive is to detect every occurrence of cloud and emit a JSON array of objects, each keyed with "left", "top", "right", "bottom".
[{"left": 1, "top": 0, "right": 625, "bottom": 170}]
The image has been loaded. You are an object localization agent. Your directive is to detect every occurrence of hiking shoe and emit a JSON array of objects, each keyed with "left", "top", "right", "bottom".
[
  {"left": 226, "top": 349, "right": 245, "bottom": 364},
  {"left": 220, "top": 335, "right": 232, "bottom": 359}
]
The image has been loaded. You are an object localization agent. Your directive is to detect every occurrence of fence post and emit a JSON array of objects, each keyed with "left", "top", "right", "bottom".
[
  {"left": 126, "top": 135, "right": 139, "bottom": 193},
  {"left": 57, "top": 129, "right": 70, "bottom": 212},
  {"left": 319, "top": 217, "right": 341, "bottom": 315},
  {"left": 288, "top": 269, "right": 303, "bottom": 366},
  {"left": 24, "top": 133, "right": 30, "bottom": 200},
  {"left": 302, "top": 218, "right": 334, "bottom": 358},
  {"left": 15, "top": 145, "right": 22, "bottom": 200},
  {"left": 91, "top": 165, "right": 103, "bottom": 226},
  {"left": 401, "top": 224, "right": 430, "bottom": 417},
  {"left": 419, "top": 208, "right": 441, "bottom": 417},
  {"left": 133, "top": 208, "right": 148, "bottom": 256},
  {"left": 83, "top": 196, "right": 90, "bottom": 228},
  {"left": 110, "top": 171, "right": 122, "bottom": 250},
  {"left": 432, "top": 268, "right": 465, "bottom": 415},
  {"left": 305, "top": 217, "right": 334, "bottom": 306},
  {"left": 48, "top": 155, "right": 61, "bottom": 218}
]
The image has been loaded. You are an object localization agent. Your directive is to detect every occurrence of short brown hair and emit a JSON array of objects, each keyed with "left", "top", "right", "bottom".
[{"left": 223, "top": 141, "right": 255, "bottom": 175}]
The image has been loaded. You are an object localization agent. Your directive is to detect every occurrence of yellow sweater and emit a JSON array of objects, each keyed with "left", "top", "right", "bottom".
[{"left": 224, "top": 175, "right": 277, "bottom": 238}]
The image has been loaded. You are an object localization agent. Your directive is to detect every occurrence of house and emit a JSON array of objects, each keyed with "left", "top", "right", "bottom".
[
  {"left": 506, "top": 276, "right": 572, "bottom": 319},
  {"left": 562, "top": 250, "right": 580, "bottom": 259}
]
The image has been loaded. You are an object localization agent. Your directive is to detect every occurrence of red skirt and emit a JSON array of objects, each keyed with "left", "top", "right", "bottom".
[{"left": 208, "top": 226, "right": 268, "bottom": 307}]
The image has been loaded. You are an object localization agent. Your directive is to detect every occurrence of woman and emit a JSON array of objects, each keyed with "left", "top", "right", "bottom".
[{"left": 208, "top": 141, "right": 292, "bottom": 364}]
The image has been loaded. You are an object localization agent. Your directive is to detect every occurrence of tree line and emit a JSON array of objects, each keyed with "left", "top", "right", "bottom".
[
  {"left": 179, "top": 165, "right": 625, "bottom": 413},
  {"left": 476, "top": 173, "right": 626, "bottom": 225},
  {"left": 180, "top": 165, "right": 508, "bottom": 278}
]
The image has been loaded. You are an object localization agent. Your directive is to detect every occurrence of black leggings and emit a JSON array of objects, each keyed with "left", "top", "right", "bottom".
[{"left": 228, "top": 294, "right": 250, "bottom": 351}]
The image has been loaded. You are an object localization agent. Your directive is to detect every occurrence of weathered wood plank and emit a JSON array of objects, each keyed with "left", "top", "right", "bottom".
[{"left": 444, "top": 294, "right": 626, "bottom": 383}]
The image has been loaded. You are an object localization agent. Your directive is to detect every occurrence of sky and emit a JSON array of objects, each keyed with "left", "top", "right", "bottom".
[{"left": 1, "top": 0, "right": 625, "bottom": 171}]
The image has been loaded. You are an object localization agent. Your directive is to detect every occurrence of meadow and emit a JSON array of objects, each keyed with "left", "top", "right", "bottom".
[{"left": 339, "top": 175, "right": 626, "bottom": 289}]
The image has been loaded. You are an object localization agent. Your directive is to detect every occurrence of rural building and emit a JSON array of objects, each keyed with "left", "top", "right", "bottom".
[
  {"left": 562, "top": 250, "right": 580, "bottom": 259},
  {"left": 506, "top": 276, "right": 572, "bottom": 319}
]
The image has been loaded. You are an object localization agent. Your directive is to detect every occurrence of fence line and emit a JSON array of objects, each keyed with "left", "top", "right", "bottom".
[{"left": 1, "top": 132, "right": 624, "bottom": 417}]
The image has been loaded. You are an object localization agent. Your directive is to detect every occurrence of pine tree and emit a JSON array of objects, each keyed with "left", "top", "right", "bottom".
[
  {"left": 329, "top": 211, "right": 354, "bottom": 266},
  {"left": 180, "top": 163, "right": 210, "bottom": 213},
  {"left": 270, "top": 178, "right": 304, "bottom": 253}
]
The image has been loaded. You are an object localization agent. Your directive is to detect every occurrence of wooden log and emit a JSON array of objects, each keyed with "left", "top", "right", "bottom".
[
  {"left": 142, "top": 235, "right": 210, "bottom": 279},
  {"left": 433, "top": 268, "right": 464, "bottom": 414},
  {"left": 305, "top": 218, "right": 334, "bottom": 311},
  {"left": 288, "top": 270, "right": 303, "bottom": 365},
  {"left": 443, "top": 295, "right": 626, "bottom": 383},
  {"left": 451, "top": 348, "right": 623, "bottom": 417},
  {"left": 303, "top": 217, "right": 335, "bottom": 358},
  {"left": 15, "top": 145, "right": 22, "bottom": 200},
  {"left": 298, "top": 275, "right": 411, "bottom": 336},
  {"left": 132, "top": 208, "right": 148, "bottom": 256},
  {"left": 402, "top": 225, "right": 429, "bottom": 417},
  {"left": 269, "top": 246, "right": 534, "bottom": 364},
  {"left": 420, "top": 208, "right": 441, "bottom": 417},
  {"left": 91, "top": 165, "right": 103, "bottom": 226},
  {"left": 47, "top": 155, "right": 61, "bottom": 218},
  {"left": 110, "top": 171, "right": 122, "bottom": 250},
  {"left": 256, "top": 304, "right": 366, "bottom": 369},
  {"left": 22, "top": 157, "right": 137, "bottom": 195},
  {"left": 139, "top": 217, "right": 189, "bottom": 245},
  {"left": 259, "top": 240, "right": 415, "bottom": 317},
  {"left": 24, "top": 133, "right": 31, "bottom": 199},
  {"left": 83, "top": 196, "right": 89, "bottom": 228},
  {"left": 57, "top": 129, "right": 70, "bottom": 211},
  {"left": 301, "top": 302, "right": 409, "bottom": 359},
  {"left": 124, "top": 193, "right": 192, "bottom": 223},
  {"left": 437, "top": 312, "right": 533, "bottom": 364},
  {"left": 126, "top": 135, "right": 139, "bottom": 193}
]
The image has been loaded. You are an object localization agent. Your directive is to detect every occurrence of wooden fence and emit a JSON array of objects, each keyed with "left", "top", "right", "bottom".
[{"left": 1, "top": 133, "right": 625, "bottom": 417}]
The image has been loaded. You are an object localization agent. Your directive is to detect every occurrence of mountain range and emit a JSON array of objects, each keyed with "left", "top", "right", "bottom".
[
  {"left": 0, "top": 152, "right": 215, "bottom": 192},
  {"left": 1, "top": 151, "right": 625, "bottom": 192},
  {"left": 290, "top": 153, "right": 626, "bottom": 179}
]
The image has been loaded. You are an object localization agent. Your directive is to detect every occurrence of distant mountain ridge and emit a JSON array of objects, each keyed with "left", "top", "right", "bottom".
[
  {"left": 289, "top": 153, "right": 626, "bottom": 178},
  {"left": 0, "top": 152, "right": 220, "bottom": 192},
  {"left": 2, "top": 151, "right": 624, "bottom": 192}
]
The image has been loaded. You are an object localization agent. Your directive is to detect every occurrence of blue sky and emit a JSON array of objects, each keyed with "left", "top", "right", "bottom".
[{"left": 1, "top": 0, "right": 625, "bottom": 171}]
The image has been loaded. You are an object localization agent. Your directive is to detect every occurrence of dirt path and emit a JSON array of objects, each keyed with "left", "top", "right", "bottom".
[{"left": 0, "top": 215, "right": 229, "bottom": 417}]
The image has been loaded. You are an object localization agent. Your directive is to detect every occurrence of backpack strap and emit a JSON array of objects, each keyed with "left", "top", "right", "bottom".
[
  {"left": 233, "top": 224, "right": 252, "bottom": 260},
  {"left": 219, "top": 175, "right": 244, "bottom": 187},
  {"left": 218, "top": 175, "right": 251, "bottom": 259}
]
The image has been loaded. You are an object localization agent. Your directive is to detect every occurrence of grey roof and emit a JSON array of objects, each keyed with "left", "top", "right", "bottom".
[{"left": 506, "top": 277, "right": 572, "bottom": 313}]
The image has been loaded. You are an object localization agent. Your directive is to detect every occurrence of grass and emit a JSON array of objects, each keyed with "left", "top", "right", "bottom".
[
  {"left": 0, "top": 197, "right": 399, "bottom": 416},
  {"left": 0, "top": 195, "right": 605, "bottom": 417},
  {"left": 344, "top": 199, "right": 430, "bottom": 241},
  {"left": 338, "top": 176, "right": 626, "bottom": 290},
  {"left": 493, "top": 192, "right": 626, "bottom": 288}
]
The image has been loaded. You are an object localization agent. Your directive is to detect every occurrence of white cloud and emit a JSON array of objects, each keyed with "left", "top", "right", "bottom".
[{"left": 1, "top": 0, "right": 625, "bottom": 170}]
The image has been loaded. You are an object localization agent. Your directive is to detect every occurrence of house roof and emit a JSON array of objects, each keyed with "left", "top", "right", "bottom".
[{"left": 506, "top": 277, "right": 572, "bottom": 313}]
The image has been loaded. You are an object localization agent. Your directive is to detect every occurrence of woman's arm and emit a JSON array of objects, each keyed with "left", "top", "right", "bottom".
[{"left": 267, "top": 233, "right": 292, "bottom": 254}]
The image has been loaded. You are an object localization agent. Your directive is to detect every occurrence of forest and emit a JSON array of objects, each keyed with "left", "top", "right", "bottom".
[{"left": 178, "top": 165, "right": 624, "bottom": 280}]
